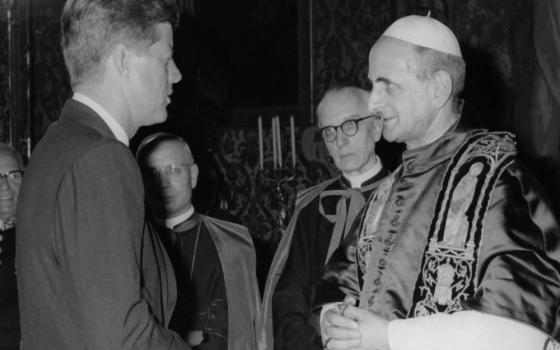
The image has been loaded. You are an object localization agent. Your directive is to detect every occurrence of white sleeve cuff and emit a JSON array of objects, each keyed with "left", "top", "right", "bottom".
[
  {"left": 387, "top": 310, "right": 549, "bottom": 350},
  {"left": 319, "top": 303, "right": 341, "bottom": 342}
]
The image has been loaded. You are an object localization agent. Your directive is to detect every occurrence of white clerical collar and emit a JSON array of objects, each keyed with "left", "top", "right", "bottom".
[
  {"left": 160, "top": 206, "right": 195, "bottom": 230},
  {"left": 343, "top": 156, "right": 383, "bottom": 189},
  {"left": 0, "top": 217, "right": 15, "bottom": 231},
  {"left": 72, "top": 92, "right": 129, "bottom": 146}
]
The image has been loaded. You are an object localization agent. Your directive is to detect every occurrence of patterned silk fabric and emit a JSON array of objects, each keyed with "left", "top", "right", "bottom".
[{"left": 315, "top": 126, "right": 560, "bottom": 339}]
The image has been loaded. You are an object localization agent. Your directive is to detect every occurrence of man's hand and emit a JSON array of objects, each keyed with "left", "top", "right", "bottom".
[
  {"left": 321, "top": 297, "right": 390, "bottom": 350},
  {"left": 321, "top": 301, "right": 360, "bottom": 350},
  {"left": 343, "top": 303, "right": 390, "bottom": 350},
  {"left": 186, "top": 330, "right": 204, "bottom": 347}
]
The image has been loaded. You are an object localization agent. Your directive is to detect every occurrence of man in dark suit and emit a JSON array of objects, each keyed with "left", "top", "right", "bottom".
[{"left": 16, "top": 1, "right": 187, "bottom": 349}]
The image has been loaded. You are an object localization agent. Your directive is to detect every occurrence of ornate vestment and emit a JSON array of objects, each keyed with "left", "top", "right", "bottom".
[{"left": 315, "top": 127, "right": 560, "bottom": 339}]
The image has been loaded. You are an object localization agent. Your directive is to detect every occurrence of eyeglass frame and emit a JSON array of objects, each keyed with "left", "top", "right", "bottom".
[
  {"left": 0, "top": 170, "right": 23, "bottom": 184},
  {"left": 319, "top": 114, "right": 380, "bottom": 142}
]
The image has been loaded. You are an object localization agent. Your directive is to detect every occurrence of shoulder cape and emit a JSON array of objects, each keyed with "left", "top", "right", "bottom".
[
  {"left": 201, "top": 215, "right": 261, "bottom": 350},
  {"left": 257, "top": 177, "right": 340, "bottom": 350}
]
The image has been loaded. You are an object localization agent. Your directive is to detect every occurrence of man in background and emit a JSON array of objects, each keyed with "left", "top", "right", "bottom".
[
  {"left": 259, "top": 86, "right": 389, "bottom": 349},
  {"left": 16, "top": 0, "right": 187, "bottom": 349},
  {"left": 317, "top": 15, "right": 560, "bottom": 350},
  {"left": 0, "top": 144, "right": 24, "bottom": 350},
  {"left": 137, "top": 132, "right": 260, "bottom": 350}
]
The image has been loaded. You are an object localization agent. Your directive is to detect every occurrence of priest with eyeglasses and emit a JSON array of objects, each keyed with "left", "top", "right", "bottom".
[
  {"left": 259, "top": 86, "right": 389, "bottom": 350},
  {"left": 136, "top": 132, "right": 260, "bottom": 350}
]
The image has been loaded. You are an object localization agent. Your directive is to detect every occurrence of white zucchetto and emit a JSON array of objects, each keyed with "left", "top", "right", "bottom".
[{"left": 382, "top": 15, "right": 462, "bottom": 57}]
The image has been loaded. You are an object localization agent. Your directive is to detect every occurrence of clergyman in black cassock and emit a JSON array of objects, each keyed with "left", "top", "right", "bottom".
[{"left": 259, "top": 87, "right": 389, "bottom": 350}]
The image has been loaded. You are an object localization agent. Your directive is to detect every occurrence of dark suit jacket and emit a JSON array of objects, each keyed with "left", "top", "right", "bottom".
[
  {"left": 0, "top": 226, "right": 19, "bottom": 349},
  {"left": 16, "top": 99, "right": 189, "bottom": 349}
]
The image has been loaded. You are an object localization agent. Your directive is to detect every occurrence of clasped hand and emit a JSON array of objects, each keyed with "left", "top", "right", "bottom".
[{"left": 321, "top": 297, "right": 390, "bottom": 350}]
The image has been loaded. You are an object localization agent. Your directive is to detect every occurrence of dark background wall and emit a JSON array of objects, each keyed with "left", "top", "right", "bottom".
[{"left": 1, "top": 0, "right": 559, "bottom": 287}]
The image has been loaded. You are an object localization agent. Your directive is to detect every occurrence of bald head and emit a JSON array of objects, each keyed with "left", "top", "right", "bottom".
[
  {"left": 0, "top": 143, "right": 24, "bottom": 170},
  {"left": 136, "top": 132, "right": 194, "bottom": 167},
  {"left": 152, "top": 139, "right": 194, "bottom": 164}
]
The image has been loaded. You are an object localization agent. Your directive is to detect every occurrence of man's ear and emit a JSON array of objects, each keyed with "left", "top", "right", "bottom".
[
  {"left": 429, "top": 70, "right": 453, "bottom": 109},
  {"left": 109, "top": 43, "right": 133, "bottom": 79},
  {"left": 190, "top": 163, "right": 199, "bottom": 189}
]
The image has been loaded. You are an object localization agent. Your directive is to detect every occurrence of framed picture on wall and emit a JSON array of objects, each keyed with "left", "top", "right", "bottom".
[{"left": 173, "top": 0, "right": 313, "bottom": 126}]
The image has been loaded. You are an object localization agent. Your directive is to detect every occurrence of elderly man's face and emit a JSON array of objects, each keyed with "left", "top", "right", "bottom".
[
  {"left": 318, "top": 91, "right": 381, "bottom": 176},
  {"left": 143, "top": 140, "right": 197, "bottom": 219},
  {"left": 0, "top": 150, "right": 22, "bottom": 220},
  {"left": 367, "top": 37, "right": 436, "bottom": 149},
  {"left": 126, "top": 23, "right": 182, "bottom": 128}
]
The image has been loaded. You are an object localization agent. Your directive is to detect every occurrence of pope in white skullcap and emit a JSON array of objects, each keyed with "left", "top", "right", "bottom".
[{"left": 382, "top": 15, "right": 462, "bottom": 57}]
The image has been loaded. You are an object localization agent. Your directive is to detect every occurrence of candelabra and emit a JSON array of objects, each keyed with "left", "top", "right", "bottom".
[
  {"left": 258, "top": 165, "right": 297, "bottom": 230},
  {"left": 256, "top": 115, "right": 298, "bottom": 229}
]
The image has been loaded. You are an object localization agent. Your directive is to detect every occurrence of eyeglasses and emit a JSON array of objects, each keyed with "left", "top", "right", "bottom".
[
  {"left": 144, "top": 163, "right": 192, "bottom": 179},
  {"left": 320, "top": 114, "right": 380, "bottom": 142},
  {"left": 0, "top": 170, "right": 23, "bottom": 184}
]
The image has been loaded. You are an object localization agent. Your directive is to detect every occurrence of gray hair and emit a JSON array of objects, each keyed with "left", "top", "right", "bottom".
[
  {"left": 413, "top": 45, "right": 466, "bottom": 110},
  {"left": 317, "top": 86, "right": 370, "bottom": 123}
]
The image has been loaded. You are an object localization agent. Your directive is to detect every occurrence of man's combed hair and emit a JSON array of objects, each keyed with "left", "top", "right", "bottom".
[
  {"left": 61, "top": 0, "right": 179, "bottom": 86},
  {"left": 317, "top": 86, "right": 369, "bottom": 112}
]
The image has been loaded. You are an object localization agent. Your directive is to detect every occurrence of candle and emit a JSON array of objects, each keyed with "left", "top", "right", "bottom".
[
  {"left": 290, "top": 115, "right": 296, "bottom": 168},
  {"left": 272, "top": 116, "right": 277, "bottom": 169},
  {"left": 258, "top": 116, "right": 263, "bottom": 170},
  {"left": 276, "top": 116, "right": 282, "bottom": 167}
]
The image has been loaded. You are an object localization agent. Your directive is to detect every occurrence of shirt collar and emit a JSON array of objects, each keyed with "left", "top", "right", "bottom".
[
  {"left": 342, "top": 156, "right": 383, "bottom": 188},
  {"left": 157, "top": 206, "right": 195, "bottom": 230},
  {"left": 72, "top": 92, "right": 129, "bottom": 146}
]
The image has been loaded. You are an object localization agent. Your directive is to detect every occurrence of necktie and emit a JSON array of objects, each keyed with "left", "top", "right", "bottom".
[{"left": 319, "top": 181, "right": 379, "bottom": 264}]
